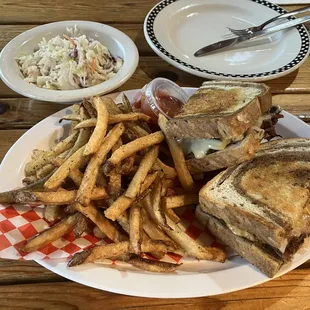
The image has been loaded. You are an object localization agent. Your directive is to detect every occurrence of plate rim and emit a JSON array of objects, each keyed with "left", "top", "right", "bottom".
[
  {"left": 1, "top": 88, "right": 310, "bottom": 298},
  {"left": 144, "top": 0, "right": 310, "bottom": 81}
]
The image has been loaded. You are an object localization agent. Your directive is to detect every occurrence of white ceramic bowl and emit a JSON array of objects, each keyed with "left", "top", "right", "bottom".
[{"left": 0, "top": 21, "right": 139, "bottom": 103}]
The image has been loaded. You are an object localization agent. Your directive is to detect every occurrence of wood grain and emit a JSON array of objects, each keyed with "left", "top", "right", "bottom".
[
  {"left": 0, "top": 2, "right": 302, "bottom": 24},
  {"left": 0, "top": 259, "right": 64, "bottom": 284},
  {"left": 0, "top": 129, "right": 26, "bottom": 161},
  {"left": 273, "top": 94, "right": 310, "bottom": 117},
  {"left": 0, "top": 2, "right": 309, "bottom": 307},
  {"left": 0, "top": 270, "right": 309, "bottom": 310},
  {"left": 0, "top": 0, "right": 156, "bottom": 24}
]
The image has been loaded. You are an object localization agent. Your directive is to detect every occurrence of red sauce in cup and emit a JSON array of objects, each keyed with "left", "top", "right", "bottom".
[{"left": 132, "top": 78, "right": 188, "bottom": 123}]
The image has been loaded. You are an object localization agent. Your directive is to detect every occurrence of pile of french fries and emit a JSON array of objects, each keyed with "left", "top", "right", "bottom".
[{"left": 0, "top": 95, "right": 226, "bottom": 273}]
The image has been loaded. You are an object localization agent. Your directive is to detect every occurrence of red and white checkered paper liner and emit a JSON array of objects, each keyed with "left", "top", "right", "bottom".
[{"left": 0, "top": 203, "right": 230, "bottom": 264}]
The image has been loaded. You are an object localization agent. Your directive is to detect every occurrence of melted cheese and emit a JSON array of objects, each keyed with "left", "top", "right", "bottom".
[
  {"left": 226, "top": 224, "right": 256, "bottom": 242},
  {"left": 179, "top": 139, "right": 230, "bottom": 159}
]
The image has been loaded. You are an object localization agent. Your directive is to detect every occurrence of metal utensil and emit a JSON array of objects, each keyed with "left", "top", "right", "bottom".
[
  {"left": 227, "top": 5, "right": 310, "bottom": 37},
  {"left": 194, "top": 15, "right": 310, "bottom": 57}
]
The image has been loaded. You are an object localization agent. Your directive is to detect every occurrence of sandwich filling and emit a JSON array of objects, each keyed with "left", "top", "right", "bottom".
[{"left": 179, "top": 138, "right": 230, "bottom": 159}]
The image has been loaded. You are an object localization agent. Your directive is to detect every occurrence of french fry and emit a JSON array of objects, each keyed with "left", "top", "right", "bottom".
[
  {"left": 75, "top": 113, "right": 151, "bottom": 130},
  {"left": 0, "top": 171, "right": 55, "bottom": 203},
  {"left": 162, "top": 179, "right": 175, "bottom": 192},
  {"left": 129, "top": 256, "right": 180, "bottom": 273},
  {"left": 165, "top": 209, "right": 181, "bottom": 224},
  {"left": 204, "top": 246, "right": 226, "bottom": 263},
  {"left": 164, "top": 217, "right": 226, "bottom": 262},
  {"left": 74, "top": 215, "right": 90, "bottom": 238},
  {"left": 122, "top": 93, "right": 133, "bottom": 113},
  {"left": 49, "top": 158, "right": 84, "bottom": 187},
  {"left": 153, "top": 159, "right": 177, "bottom": 179},
  {"left": 104, "top": 195, "right": 134, "bottom": 221},
  {"left": 44, "top": 145, "right": 86, "bottom": 190},
  {"left": 31, "top": 149, "right": 46, "bottom": 160},
  {"left": 141, "top": 238, "right": 177, "bottom": 253},
  {"left": 68, "top": 241, "right": 130, "bottom": 267},
  {"left": 36, "top": 150, "right": 69, "bottom": 179},
  {"left": 96, "top": 172, "right": 108, "bottom": 187},
  {"left": 68, "top": 168, "right": 84, "bottom": 186},
  {"left": 70, "top": 103, "right": 80, "bottom": 134},
  {"left": 2, "top": 188, "right": 107, "bottom": 205},
  {"left": 74, "top": 202, "right": 126, "bottom": 242},
  {"left": 73, "top": 118, "right": 96, "bottom": 129},
  {"left": 43, "top": 204, "right": 61, "bottom": 222},
  {"left": 90, "top": 187, "right": 108, "bottom": 199},
  {"left": 93, "top": 226, "right": 106, "bottom": 239},
  {"left": 125, "top": 146, "right": 159, "bottom": 199},
  {"left": 163, "top": 194, "right": 199, "bottom": 209},
  {"left": 108, "top": 139, "right": 123, "bottom": 197},
  {"left": 119, "top": 155, "right": 135, "bottom": 175},
  {"left": 36, "top": 164, "right": 56, "bottom": 179},
  {"left": 129, "top": 203, "right": 142, "bottom": 254},
  {"left": 116, "top": 211, "right": 130, "bottom": 233},
  {"left": 76, "top": 122, "right": 125, "bottom": 206},
  {"left": 142, "top": 181, "right": 169, "bottom": 229},
  {"left": 117, "top": 212, "right": 168, "bottom": 259},
  {"left": 161, "top": 178, "right": 182, "bottom": 224},
  {"left": 109, "top": 113, "right": 151, "bottom": 124},
  {"left": 59, "top": 114, "right": 82, "bottom": 122},
  {"left": 103, "top": 131, "right": 164, "bottom": 174},
  {"left": 66, "top": 107, "right": 92, "bottom": 159},
  {"left": 108, "top": 169, "right": 122, "bottom": 197},
  {"left": 22, "top": 175, "right": 39, "bottom": 185},
  {"left": 105, "top": 179, "right": 153, "bottom": 221},
  {"left": 64, "top": 204, "right": 75, "bottom": 214},
  {"left": 141, "top": 208, "right": 169, "bottom": 241},
  {"left": 20, "top": 213, "right": 81, "bottom": 253},
  {"left": 126, "top": 122, "right": 149, "bottom": 138},
  {"left": 140, "top": 171, "right": 159, "bottom": 194},
  {"left": 84, "top": 97, "right": 109, "bottom": 156},
  {"left": 82, "top": 98, "right": 97, "bottom": 118},
  {"left": 24, "top": 131, "right": 78, "bottom": 176},
  {"left": 158, "top": 114, "right": 195, "bottom": 192}
]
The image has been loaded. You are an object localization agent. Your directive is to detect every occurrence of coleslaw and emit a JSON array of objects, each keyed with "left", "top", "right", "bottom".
[{"left": 16, "top": 26, "right": 123, "bottom": 90}]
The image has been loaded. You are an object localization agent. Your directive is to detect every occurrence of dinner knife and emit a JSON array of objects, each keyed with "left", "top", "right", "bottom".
[{"left": 194, "top": 15, "right": 310, "bottom": 57}]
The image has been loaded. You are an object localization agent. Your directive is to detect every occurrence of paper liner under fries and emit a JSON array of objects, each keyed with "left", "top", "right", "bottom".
[{"left": 0, "top": 203, "right": 233, "bottom": 263}]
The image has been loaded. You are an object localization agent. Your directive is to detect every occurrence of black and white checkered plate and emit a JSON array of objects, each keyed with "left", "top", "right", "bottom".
[{"left": 144, "top": 0, "right": 310, "bottom": 81}]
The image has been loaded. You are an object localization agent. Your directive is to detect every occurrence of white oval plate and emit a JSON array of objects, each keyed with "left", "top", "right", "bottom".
[
  {"left": 144, "top": 0, "right": 310, "bottom": 81},
  {"left": 1, "top": 88, "right": 310, "bottom": 298},
  {"left": 0, "top": 21, "right": 139, "bottom": 103}
]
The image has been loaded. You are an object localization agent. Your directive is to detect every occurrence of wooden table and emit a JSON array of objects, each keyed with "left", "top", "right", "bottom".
[{"left": 0, "top": 2, "right": 310, "bottom": 309}]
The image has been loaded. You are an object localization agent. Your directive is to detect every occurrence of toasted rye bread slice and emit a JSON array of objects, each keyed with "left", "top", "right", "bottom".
[
  {"left": 195, "top": 206, "right": 283, "bottom": 278},
  {"left": 199, "top": 138, "right": 310, "bottom": 252},
  {"left": 186, "top": 126, "right": 264, "bottom": 173},
  {"left": 166, "top": 81, "right": 271, "bottom": 140}
]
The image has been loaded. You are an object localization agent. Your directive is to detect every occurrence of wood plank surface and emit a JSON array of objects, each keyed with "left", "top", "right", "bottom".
[
  {"left": 0, "top": 1, "right": 310, "bottom": 308},
  {"left": 0, "top": 1, "right": 156, "bottom": 24},
  {"left": 0, "top": 259, "right": 63, "bottom": 284},
  {"left": 0, "top": 129, "right": 26, "bottom": 160},
  {"left": 0, "top": 2, "right": 301, "bottom": 24},
  {"left": 0, "top": 270, "right": 309, "bottom": 310}
]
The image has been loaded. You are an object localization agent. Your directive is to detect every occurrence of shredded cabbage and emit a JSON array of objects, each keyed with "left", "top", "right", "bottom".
[{"left": 16, "top": 26, "right": 123, "bottom": 90}]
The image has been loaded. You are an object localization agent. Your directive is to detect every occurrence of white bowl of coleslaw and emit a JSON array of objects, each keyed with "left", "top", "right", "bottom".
[{"left": 0, "top": 21, "right": 139, "bottom": 103}]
